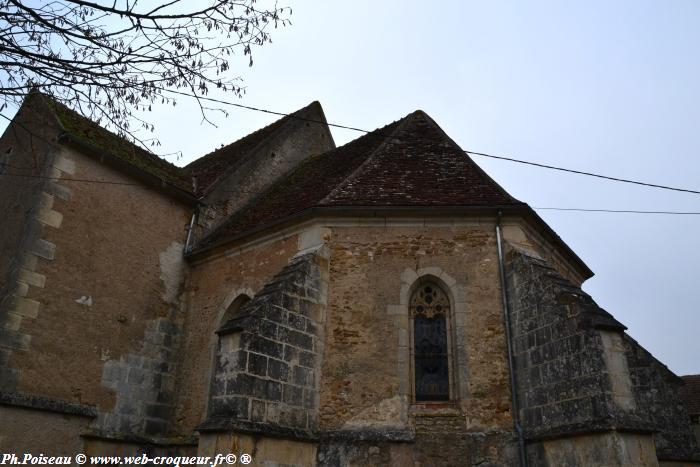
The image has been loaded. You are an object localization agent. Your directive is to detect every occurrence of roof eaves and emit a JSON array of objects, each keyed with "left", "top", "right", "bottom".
[
  {"left": 58, "top": 133, "right": 198, "bottom": 206},
  {"left": 42, "top": 96, "right": 192, "bottom": 192},
  {"left": 187, "top": 202, "right": 593, "bottom": 281},
  {"left": 187, "top": 204, "right": 526, "bottom": 260}
]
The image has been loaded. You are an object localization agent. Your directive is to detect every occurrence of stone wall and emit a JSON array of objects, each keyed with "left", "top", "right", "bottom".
[
  {"left": 0, "top": 404, "right": 93, "bottom": 454},
  {"left": 198, "top": 248, "right": 329, "bottom": 436},
  {"left": 194, "top": 102, "right": 335, "bottom": 238},
  {"left": 198, "top": 432, "right": 316, "bottom": 466},
  {"left": 504, "top": 245, "right": 700, "bottom": 464},
  {"left": 0, "top": 140, "right": 192, "bottom": 449},
  {"left": 320, "top": 225, "right": 516, "bottom": 465},
  {"left": 532, "top": 431, "right": 660, "bottom": 467},
  {"left": 97, "top": 317, "right": 183, "bottom": 438},
  {"left": 624, "top": 335, "right": 700, "bottom": 461},
  {"left": 0, "top": 94, "right": 64, "bottom": 392},
  {"left": 174, "top": 234, "right": 299, "bottom": 434}
]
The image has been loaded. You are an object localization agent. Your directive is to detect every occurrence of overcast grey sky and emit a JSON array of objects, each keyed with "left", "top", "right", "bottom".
[{"left": 7, "top": 1, "right": 700, "bottom": 374}]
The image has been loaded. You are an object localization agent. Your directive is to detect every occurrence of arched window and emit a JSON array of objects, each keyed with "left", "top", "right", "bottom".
[
  {"left": 217, "top": 294, "right": 252, "bottom": 336},
  {"left": 208, "top": 293, "right": 251, "bottom": 415},
  {"left": 410, "top": 283, "right": 451, "bottom": 402},
  {"left": 222, "top": 295, "right": 251, "bottom": 325}
]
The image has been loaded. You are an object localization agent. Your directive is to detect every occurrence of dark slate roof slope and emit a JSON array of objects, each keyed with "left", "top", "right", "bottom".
[
  {"left": 183, "top": 101, "right": 327, "bottom": 195},
  {"left": 197, "top": 110, "right": 523, "bottom": 249},
  {"left": 323, "top": 110, "right": 519, "bottom": 207},
  {"left": 46, "top": 97, "right": 192, "bottom": 192},
  {"left": 198, "top": 118, "right": 405, "bottom": 245},
  {"left": 682, "top": 375, "right": 700, "bottom": 417}
]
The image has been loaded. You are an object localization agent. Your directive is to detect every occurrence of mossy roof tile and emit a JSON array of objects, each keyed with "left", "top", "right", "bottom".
[
  {"left": 47, "top": 98, "right": 192, "bottom": 192},
  {"left": 198, "top": 110, "right": 523, "bottom": 248},
  {"left": 183, "top": 101, "right": 325, "bottom": 195},
  {"left": 682, "top": 375, "right": 700, "bottom": 416}
]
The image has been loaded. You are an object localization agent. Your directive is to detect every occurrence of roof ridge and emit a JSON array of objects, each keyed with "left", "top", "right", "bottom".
[
  {"left": 413, "top": 110, "right": 519, "bottom": 203},
  {"left": 319, "top": 112, "right": 418, "bottom": 205},
  {"left": 185, "top": 100, "right": 320, "bottom": 170},
  {"left": 32, "top": 92, "right": 69, "bottom": 135},
  {"left": 185, "top": 100, "right": 326, "bottom": 195},
  {"left": 193, "top": 149, "right": 330, "bottom": 248}
]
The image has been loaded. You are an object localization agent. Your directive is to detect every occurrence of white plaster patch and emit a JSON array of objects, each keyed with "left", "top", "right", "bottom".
[
  {"left": 298, "top": 225, "right": 331, "bottom": 251},
  {"left": 75, "top": 295, "right": 93, "bottom": 306},
  {"left": 54, "top": 152, "right": 77, "bottom": 175},
  {"left": 159, "top": 242, "right": 185, "bottom": 304}
]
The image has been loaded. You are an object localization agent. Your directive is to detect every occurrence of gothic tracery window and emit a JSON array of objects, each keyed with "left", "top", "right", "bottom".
[{"left": 410, "top": 283, "right": 451, "bottom": 402}]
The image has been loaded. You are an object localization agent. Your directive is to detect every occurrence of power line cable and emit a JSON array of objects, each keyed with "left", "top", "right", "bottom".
[
  {"left": 161, "top": 89, "right": 700, "bottom": 196},
  {"left": 469, "top": 152, "right": 700, "bottom": 196},
  {"left": 533, "top": 207, "right": 700, "bottom": 215},
  {"left": 2, "top": 91, "right": 700, "bottom": 199}
]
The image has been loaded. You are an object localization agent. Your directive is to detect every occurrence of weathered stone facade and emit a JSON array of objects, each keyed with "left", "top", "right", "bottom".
[
  {"left": 1, "top": 93, "right": 698, "bottom": 465},
  {"left": 200, "top": 248, "right": 328, "bottom": 437},
  {"left": 505, "top": 245, "right": 699, "bottom": 465}
]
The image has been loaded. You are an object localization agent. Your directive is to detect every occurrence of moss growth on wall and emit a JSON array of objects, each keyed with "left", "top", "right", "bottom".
[{"left": 47, "top": 99, "right": 191, "bottom": 192}]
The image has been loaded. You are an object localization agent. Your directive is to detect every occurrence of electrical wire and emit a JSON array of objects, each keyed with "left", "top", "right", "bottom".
[
  {"left": 2, "top": 92, "right": 700, "bottom": 204},
  {"left": 533, "top": 207, "right": 700, "bottom": 215},
  {"left": 159, "top": 89, "right": 700, "bottom": 196}
]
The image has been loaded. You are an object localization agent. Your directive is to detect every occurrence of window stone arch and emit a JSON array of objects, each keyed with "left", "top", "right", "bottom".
[
  {"left": 389, "top": 267, "right": 469, "bottom": 402},
  {"left": 410, "top": 281, "right": 452, "bottom": 401},
  {"left": 218, "top": 294, "right": 252, "bottom": 333},
  {"left": 204, "top": 289, "right": 253, "bottom": 417}
]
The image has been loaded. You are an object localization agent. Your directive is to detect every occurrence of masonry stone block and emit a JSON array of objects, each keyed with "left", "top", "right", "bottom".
[
  {"left": 268, "top": 358, "right": 290, "bottom": 381},
  {"left": 20, "top": 253, "right": 38, "bottom": 272},
  {"left": 0, "top": 329, "right": 31, "bottom": 350},
  {"left": 10, "top": 296, "right": 40, "bottom": 319},
  {"left": 0, "top": 367, "right": 19, "bottom": 392},
  {"left": 298, "top": 351, "right": 315, "bottom": 368},
  {"left": 30, "top": 238, "right": 55, "bottom": 260},
  {"left": 18, "top": 268, "right": 46, "bottom": 288},
  {"left": 266, "top": 380, "right": 283, "bottom": 400},
  {"left": 250, "top": 402, "right": 267, "bottom": 425},
  {"left": 2, "top": 312, "right": 23, "bottom": 331},
  {"left": 293, "top": 366, "right": 313, "bottom": 387},
  {"left": 35, "top": 207, "right": 63, "bottom": 228},
  {"left": 246, "top": 335, "right": 283, "bottom": 359},
  {"left": 247, "top": 352, "right": 268, "bottom": 377},
  {"left": 283, "top": 384, "right": 303, "bottom": 406},
  {"left": 46, "top": 182, "right": 72, "bottom": 200},
  {"left": 283, "top": 344, "right": 299, "bottom": 362},
  {"left": 505, "top": 247, "right": 700, "bottom": 462},
  {"left": 14, "top": 281, "right": 29, "bottom": 298},
  {"left": 200, "top": 251, "right": 327, "bottom": 435}
]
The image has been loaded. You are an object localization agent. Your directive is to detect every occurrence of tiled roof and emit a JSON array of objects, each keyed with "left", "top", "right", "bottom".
[
  {"left": 46, "top": 97, "right": 192, "bottom": 192},
  {"left": 681, "top": 375, "right": 700, "bottom": 416},
  {"left": 43, "top": 94, "right": 325, "bottom": 196},
  {"left": 197, "top": 110, "right": 523, "bottom": 248},
  {"left": 183, "top": 101, "right": 325, "bottom": 195}
]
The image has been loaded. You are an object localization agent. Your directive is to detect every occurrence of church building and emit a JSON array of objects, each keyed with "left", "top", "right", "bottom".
[{"left": 0, "top": 92, "right": 698, "bottom": 466}]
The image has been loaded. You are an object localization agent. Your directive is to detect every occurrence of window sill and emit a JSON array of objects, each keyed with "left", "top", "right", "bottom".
[{"left": 409, "top": 402, "right": 461, "bottom": 417}]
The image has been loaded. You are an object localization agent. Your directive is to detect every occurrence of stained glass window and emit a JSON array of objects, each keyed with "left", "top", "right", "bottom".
[{"left": 410, "top": 284, "right": 450, "bottom": 401}]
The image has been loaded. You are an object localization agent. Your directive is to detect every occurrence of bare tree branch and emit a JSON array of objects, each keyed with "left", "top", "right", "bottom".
[{"left": 0, "top": 0, "right": 292, "bottom": 153}]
